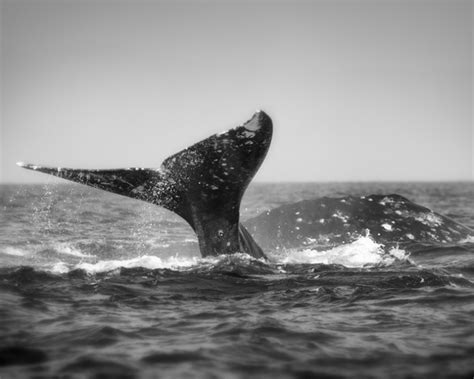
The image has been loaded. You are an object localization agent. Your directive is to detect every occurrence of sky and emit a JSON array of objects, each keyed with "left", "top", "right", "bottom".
[{"left": 1, "top": 0, "right": 472, "bottom": 183}]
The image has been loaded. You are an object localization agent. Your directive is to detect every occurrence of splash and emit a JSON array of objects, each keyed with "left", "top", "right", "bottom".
[
  {"left": 1, "top": 247, "right": 30, "bottom": 257},
  {"left": 459, "top": 235, "right": 474, "bottom": 244},
  {"left": 48, "top": 254, "right": 224, "bottom": 274},
  {"left": 271, "top": 236, "right": 410, "bottom": 268},
  {"left": 2, "top": 244, "right": 93, "bottom": 259},
  {"left": 54, "top": 243, "right": 96, "bottom": 258},
  {"left": 43, "top": 236, "right": 411, "bottom": 274}
]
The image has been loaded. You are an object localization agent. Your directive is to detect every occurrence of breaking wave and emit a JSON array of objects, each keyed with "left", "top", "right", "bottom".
[
  {"left": 41, "top": 236, "right": 411, "bottom": 275},
  {"left": 1, "top": 247, "right": 30, "bottom": 257},
  {"left": 50, "top": 254, "right": 206, "bottom": 274},
  {"left": 272, "top": 236, "right": 410, "bottom": 267},
  {"left": 460, "top": 235, "right": 474, "bottom": 244}
]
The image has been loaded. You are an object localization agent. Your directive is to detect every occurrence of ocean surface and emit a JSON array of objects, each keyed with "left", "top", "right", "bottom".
[{"left": 0, "top": 182, "right": 473, "bottom": 378}]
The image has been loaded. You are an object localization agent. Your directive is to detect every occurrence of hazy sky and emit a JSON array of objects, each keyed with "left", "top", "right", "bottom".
[{"left": 1, "top": 0, "right": 472, "bottom": 183}]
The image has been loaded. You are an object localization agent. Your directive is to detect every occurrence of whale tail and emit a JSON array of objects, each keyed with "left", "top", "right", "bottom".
[{"left": 18, "top": 111, "right": 272, "bottom": 258}]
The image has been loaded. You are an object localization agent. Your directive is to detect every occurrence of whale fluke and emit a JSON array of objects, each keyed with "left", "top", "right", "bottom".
[{"left": 18, "top": 111, "right": 273, "bottom": 258}]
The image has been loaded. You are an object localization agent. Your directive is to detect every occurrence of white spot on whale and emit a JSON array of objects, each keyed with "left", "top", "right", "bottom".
[
  {"left": 244, "top": 115, "right": 261, "bottom": 132},
  {"left": 241, "top": 130, "right": 256, "bottom": 138},
  {"left": 379, "top": 197, "right": 395, "bottom": 206},
  {"left": 381, "top": 223, "right": 392, "bottom": 231},
  {"left": 415, "top": 212, "right": 443, "bottom": 227},
  {"left": 332, "top": 211, "right": 349, "bottom": 223},
  {"left": 132, "top": 185, "right": 145, "bottom": 194}
]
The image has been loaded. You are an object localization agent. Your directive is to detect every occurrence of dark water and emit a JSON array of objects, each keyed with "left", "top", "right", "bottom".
[{"left": 0, "top": 182, "right": 473, "bottom": 378}]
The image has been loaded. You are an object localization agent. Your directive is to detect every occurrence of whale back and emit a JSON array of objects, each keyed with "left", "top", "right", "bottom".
[{"left": 244, "top": 194, "right": 473, "bottom": 250}]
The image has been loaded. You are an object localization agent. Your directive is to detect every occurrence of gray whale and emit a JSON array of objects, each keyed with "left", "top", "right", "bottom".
[
  {"left": 19, "top": 111, "right": 472, "bottom": 259},
  {"left": 244, "top": 194, "right": 473, "bottom": 252}
]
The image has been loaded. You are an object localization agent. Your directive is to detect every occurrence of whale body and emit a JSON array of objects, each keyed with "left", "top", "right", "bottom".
[{"left": 244, "top": 194, "right": 473, "bottom": 252}]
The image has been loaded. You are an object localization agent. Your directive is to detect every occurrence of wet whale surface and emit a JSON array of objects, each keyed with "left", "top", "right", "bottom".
[
  {"left": 17, "top": 111, "right": 273, "bottom": 259},
  {"left": 246, "top": 193, "right": 472, "bottom": 251}
]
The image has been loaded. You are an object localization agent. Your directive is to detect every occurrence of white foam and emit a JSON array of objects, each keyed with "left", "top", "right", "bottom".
[
  {"left": 388, "top": 246, "right": 409, "bottom": 261},
  {"left": 45, "top": 253, "right": 268, "bottom": 275},
  {"left": 48, "top": 255, "right": 208, "bottom": 274},
  {"left": 44, "top": 237, "right": 411, "bottom": 274},
  {"left": 51, "top": 262, "right": 70, "bottom": 274},
  {"left": 142, "top": 239, "right": 171, "bottom": 249},
  {"left": 270, "top": 236, "right": 409, "bottom": 268},
  {"left": 2, "top": 247, "right": 29, "bottom": 257},
  {"left": 55, "top": 243, "right": 96, "bottom": 258},
  {"left": 460, "top": 235, "right": 474, "bottom": 243}
]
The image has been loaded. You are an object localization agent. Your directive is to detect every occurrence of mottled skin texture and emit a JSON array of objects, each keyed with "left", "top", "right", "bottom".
[
  {"left": 244, "top": 194, "right": 473, "bottom": 251},
  {"left": 19, "top": 111, "right": 272, "bottom": 259}
]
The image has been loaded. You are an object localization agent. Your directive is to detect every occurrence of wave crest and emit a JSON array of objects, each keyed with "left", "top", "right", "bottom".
[{"left": 45, "top": 236, "right": 410, "bottom": 274}]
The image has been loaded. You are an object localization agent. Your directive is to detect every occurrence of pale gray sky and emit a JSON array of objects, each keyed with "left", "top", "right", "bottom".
[{"left": 1, "top": 0, "right": 472, "bottom": 183}]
